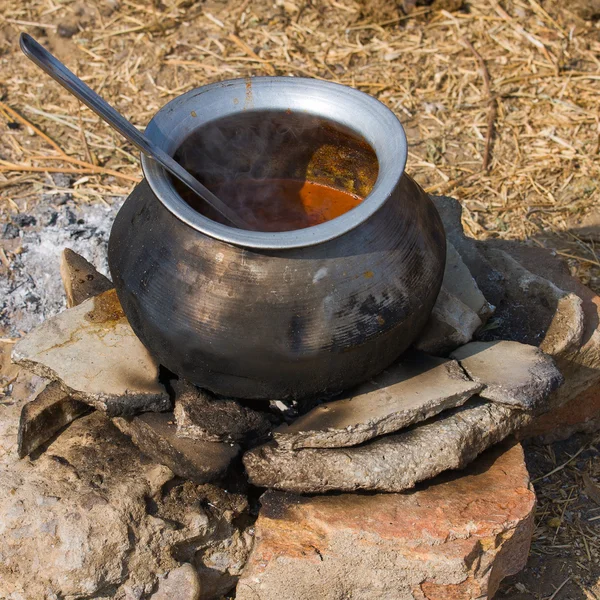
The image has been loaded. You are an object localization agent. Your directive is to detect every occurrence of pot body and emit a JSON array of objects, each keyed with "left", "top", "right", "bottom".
[
  {"left": 108, "top": 173, "right": 445, "bottom": 399},
  {"left": 108, "top": 77, "right": 446, "bottom": 399}
]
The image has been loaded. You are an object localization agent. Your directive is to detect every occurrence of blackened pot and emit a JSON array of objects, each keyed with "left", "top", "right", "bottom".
[{"left": 108, "top": 77, "right": 446, "bottom": 400}]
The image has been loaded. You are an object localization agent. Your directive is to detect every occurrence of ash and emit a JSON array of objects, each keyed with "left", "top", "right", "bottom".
[{"left": 1, "top": 192, "right": 123, "bottom": 337}]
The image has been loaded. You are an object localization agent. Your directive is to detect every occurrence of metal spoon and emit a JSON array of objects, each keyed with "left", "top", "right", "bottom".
[{"left": 19, "top": 33, "right": 249, "bottom": 230}]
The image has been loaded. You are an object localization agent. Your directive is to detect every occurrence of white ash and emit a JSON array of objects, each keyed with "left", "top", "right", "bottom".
[{"left": 1, "top": 194, "right": 123, "bottom": 336}]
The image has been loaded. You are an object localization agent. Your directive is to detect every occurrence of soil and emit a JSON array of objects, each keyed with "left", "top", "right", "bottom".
[{"left": 499, "top": 433, "right": 600, "bottom": 600}]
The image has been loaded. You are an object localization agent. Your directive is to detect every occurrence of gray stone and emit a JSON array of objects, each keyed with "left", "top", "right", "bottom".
[
  {"left": 451, "top": 341, "right": 564, "bottom": 412},
  {"left": 414, "top": 287, "right": 482, "bottom": 354},
  {"left": 114, "top": 412, "right": 240, "bottom": 484},
  {"left": 414, "top": 238, "right": 495, "bottom": 354},
  {"left": 60, "top": 248, "right": 113, "bottom": 308},
  {"left": 150, "top": 564, "right": 201, "bottom": 600},
  {"left": 489, "top": 242, "right": 600, "bottom": 402},
  {"left": 18, "top": 380, "right": 90, "bottom": 458},
  {"left": 567, "top": 206, "right": 600, "bottom": 243},
  {"left": 243, "top": 400, "right": 530, "bottom": 494},
  {"left": 174, "top": 380, "right": 271, "bottom": 444},
  {"left": 478, "top": 246, "right": 585, "bottom": 358},
  {"left": 273, "top": 352, "right": 481, "bottom": 449},
  {"left": 432, "top": 195, "right": 506, "bottom": 307},
  {"left": 444, "top": 241, "right": 494, "bottom": 322},
  {"left": 12, "top": 289, "right": 170, "bottom": 416}
]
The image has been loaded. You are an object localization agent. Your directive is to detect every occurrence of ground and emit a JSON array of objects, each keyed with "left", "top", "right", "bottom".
[{"left": 1, "top": 0, "right": 599, "bottom": 598}]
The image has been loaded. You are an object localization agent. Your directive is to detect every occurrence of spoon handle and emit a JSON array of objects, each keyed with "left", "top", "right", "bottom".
[{"left": 19, "top": 33, "right": 249, "bottom": 230}]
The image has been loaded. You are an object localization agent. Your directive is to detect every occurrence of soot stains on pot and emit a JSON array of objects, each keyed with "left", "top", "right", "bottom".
[{"left": 288, "top": 314, "right": 307, "bottom": 354}]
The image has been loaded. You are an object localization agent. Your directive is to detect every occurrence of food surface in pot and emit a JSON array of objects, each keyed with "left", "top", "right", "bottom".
[
  {"left": 171, "top": 110, "right": 379, "bottom": 232},
  {"left": 176, "top": 178, "right": 363, "bottom": 232}
]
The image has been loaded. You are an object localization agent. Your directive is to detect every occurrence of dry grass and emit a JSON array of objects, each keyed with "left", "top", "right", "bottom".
[{"left": 1, "top": 0, "right": 599, "bottom": 288}]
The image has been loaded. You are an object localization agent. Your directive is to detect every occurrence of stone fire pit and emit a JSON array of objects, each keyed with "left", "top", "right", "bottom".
[{"left": 2, "top": 194, "right": 600, "bottom": 599}]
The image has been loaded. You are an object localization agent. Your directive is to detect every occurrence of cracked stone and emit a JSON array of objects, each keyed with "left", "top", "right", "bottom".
[
  {"left": 60, "top": 248, "right": 113, "bottom": 308},
  {"left": 11, "top": 289, "right": 170, "bottom": 417},
  {"left": 244, "top": 399, "right": 530, "bottom": 494},
  {"left": 443, "top": 240, "right": 494, "bottom": 322},
  {"left": 480, "top": 241, "right": 600, "bottom": 441},
  {"left": 236, "top": 442, "right": 535, "bottom": 600},
  {"left": 174, "top": 380, "right": 272, "bottom": 444},
  {"left": 17, "top": 380, "right": 90, "bottom": 458},
  {"left": 273, "top": 352, "right": 481, "bottom": 449},
  {"left": 451, "top": 341, "right": 563, "bottom": 413},
  {"left": 114, "top": 412, "right": 240, "bottom": 484}
]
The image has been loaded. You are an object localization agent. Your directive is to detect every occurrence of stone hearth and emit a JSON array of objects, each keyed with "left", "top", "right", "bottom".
[{"left": 2, "top": 195, "right": 600, "bottom": 599}]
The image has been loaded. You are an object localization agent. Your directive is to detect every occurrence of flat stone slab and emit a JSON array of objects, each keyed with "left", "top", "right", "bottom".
[
  {"left": 244, "top": 399, "right": 531, "bottom": 493},
  {"left": 174, "top": 380, "right": 272, "bottom": 444},
  {"left": 237, "top": 442, "right": 535, "bottom": 600},
  {"left": 12, "top": 289, "right": 170, "bottom": 416},
  {"left": 273, "top": 352, "right": 482, "bottom": 449},
  {"left": 451, "top": 341, "right": 564, "bottom": 412},
  {"left": 60, "top": 248, "right": 113, "bottom": 308},
  {"left": 18, "top": 380, "right": 90, "bottom": 458},
  {"left": 114, "top": 412, "right": 240, "bottom": 484}
]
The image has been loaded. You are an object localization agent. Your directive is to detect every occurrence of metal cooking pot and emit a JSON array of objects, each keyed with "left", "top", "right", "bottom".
[{"left": 108, "top": 77, "right": 446, "bottom": 400}]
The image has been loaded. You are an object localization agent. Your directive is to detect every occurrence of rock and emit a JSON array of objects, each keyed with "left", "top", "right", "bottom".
[
  {"left": 236, "top": 442, "right": 535, "bottom": 600},
  {"left": 60, "top": 248, "right": 113, "bottom": 308},
  {"left": 481, "top": 241, "right": 600, "bottom": 398},
  {"left": 273, "top": 352, "right": 481, "bottom": 449},
  {"left": 451, "top": 341, "right": 563, "bottom": 413},
  {"left": 18, "top": 380, "right": 90, "bottom": 458},
  {"left": 443, "top": 241, "right": 494, "bottom": 321},
  {"left": 0, "top": 358, "right": 49, "bottom": 458},
  {"left": 477, "top": 241, "right": 600, "bottom": 441},
  {"left": 478, "top": 246, "right": 585, "bottom": 358},
  {"left": 12, "top": 289, "right": 170, "bottom": 416},
  {"left": 174, "top": 380, "right": 271, "bottom": 444},
  {"left": 0, "top": 356, "right": 253, "bottom": 599},
  {"left": 244, "top": 399, "right": 530, "bottom": 493},
  {"left": 150, "top": 564, "right": 201, "bottom": 600},
  {"left": 432, "top": 195, "right": 506, "bottom": 307},
  {"left": 114, "top": 412, "right": 240, "bottom": 484},
  {"left": 414, "top": 238, "right": 493, "bottom": 355},
  {"left": 414, "top": 287, "right": 482, "bottom": 354}
]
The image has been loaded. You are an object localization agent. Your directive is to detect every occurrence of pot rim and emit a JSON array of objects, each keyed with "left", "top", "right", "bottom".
[{"left": 141, "top": 76, "right": 407, "bottom": 249}]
